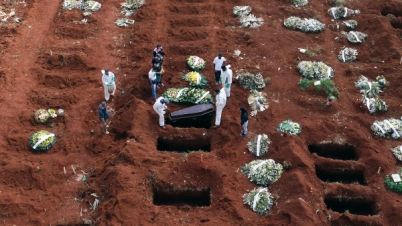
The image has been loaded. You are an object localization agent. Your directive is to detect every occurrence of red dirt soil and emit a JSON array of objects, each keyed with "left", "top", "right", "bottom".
[{"left": 1, "top": 0, "right": 402, "bottom": 225}]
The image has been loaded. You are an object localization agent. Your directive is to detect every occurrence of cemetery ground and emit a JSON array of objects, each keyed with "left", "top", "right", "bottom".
[{"left": 0, "top": 0, "right": 402, "bottom": 225}]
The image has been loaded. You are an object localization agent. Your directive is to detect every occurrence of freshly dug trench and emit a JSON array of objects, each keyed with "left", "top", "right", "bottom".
[
  {"left": 153, "top": 187, "right": 211, "bottom": 207},
  {"left": 309, "top": 143, "right": 357, "bottom": 160},
  {"left": 157, "top": 136, "right": 210, "bottom": 153}
]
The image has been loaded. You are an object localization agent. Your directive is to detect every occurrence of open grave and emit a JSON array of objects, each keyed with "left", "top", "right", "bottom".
[
  {"left": 157, "top": 136, "right": 210, "bottom": 153},
  {"left": 153, "top": 187, "right": 211, "bottom": 207},
  {"left": 325, "top": 196, "right": 377, "bottom": 216},
  {"left": 381, "top": 9, "right": 402, "bottom": 29},
  {"left": 308, "top": 143, "right": 357, "bottom": 160},
  {"left": 315, "top": 164, "right": 367, "bottom": 185}
]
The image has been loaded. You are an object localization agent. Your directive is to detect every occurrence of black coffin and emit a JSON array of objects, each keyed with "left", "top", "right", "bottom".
[{"left": 167, "top": 104, "right": 215, "bottom": 129}]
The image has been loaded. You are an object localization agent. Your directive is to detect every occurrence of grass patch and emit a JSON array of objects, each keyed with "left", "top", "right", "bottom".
[
  {"left": 331, "top": 0, "right": 344, "bottom": 6},
  {"left": 384, "top": 168, "right": 402, "bottom": 193},
  {"left": 299, "top": 78, "right": 339, "bottom": 100}
]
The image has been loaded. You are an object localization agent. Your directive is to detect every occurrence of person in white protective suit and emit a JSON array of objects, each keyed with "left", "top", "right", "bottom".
[
  {"left": 101, "top": 69, "right": 116, "bottom": 101},
  {"left": 153, "top": 97, "right": 170, "bottom": 129},
  {"left": 221, "top": 65, "right": 233, "bottom": 99},
  {"left": 213, "top": 88, "right": 227, "bottom": 128}
]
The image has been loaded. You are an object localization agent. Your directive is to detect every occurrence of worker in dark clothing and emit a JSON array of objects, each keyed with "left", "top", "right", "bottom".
[
  {"left": 240, "top": 107, "right": 249, "bottom": 136},
  {"left": 153, "top": 44, "right": 165, "bottom": 66},
  {"left": 98, "top": 101, "right": 110, "bottom": 134}
]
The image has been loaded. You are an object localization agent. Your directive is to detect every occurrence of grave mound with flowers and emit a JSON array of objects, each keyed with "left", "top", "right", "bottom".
[
  {"left": 181, "top": 72, "right": 209, "bottom": 89},
  {"left": 233, "top": 6, "right": 264, "bottom": 28},
  {"left": 29, "top": 130, "right": 56, "bottom": 151},
  {"left": 391, "top": 145, "right": 402, "bottom": 162},
  {"left": 338, "top": 48, "right": 358, "bottom": 62},
  {"left": 343, "top": 31, "right": 368, "bottom": 43},
  {"left": 243, "top": 187, "right": 273, "bottom": 215},
  {"left": 34, "top": 109, "right": 57, "bottom": 124},
  {"left": 371, "top": 118, "right": 402, "bottom": 139},
  {"left": 246, "top": 134, "right": 271, "bottom": 157},
  {"left": 291, "top": 0, "right": 308, "bottom": 7},
  {"left": 284, "top": 17, "right": 325, "bottom": 33},
  {"left": 242, "top": 159, "right": 283, "bottom": 186},
  {"left": 355, "top": 75, "right": 387, "bottom": 114},
  {"left": 187, "top": 56, "right": 206, "bottom": 71},
  {"left": 237, "top": 72, "right": 266, "bottom": 90},
  {"left": 277, "top": 120, "right": 301, "bottom": 136},
  {"left": 162, "top": 87, "right": 213, "bottom": 104},
  {"left": 248, "top": 90, "right": 269, "bottom": 117},
  {"left": 328, "top": 6, "right": 360, "bottom": 19}
]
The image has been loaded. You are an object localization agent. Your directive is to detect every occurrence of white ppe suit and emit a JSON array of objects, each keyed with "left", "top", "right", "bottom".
[
  {"left": 153, "top": 97, "right": 167, "bottom": 126},
  {"left": 221, "top": 65, "right": 233, "bottom": 98},
  {"left": 215, "top": 88, "right": 227, "bottom": 126},
  {"left": 102, "top": 70, "right": 116, "bottom": 101}
]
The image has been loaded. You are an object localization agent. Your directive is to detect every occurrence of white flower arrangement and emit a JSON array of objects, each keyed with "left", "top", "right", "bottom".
[
  {"left": 233, "top": 6, "right": 263, "bottom": 28},
  {"left": 291, "top": 0, "right": 308, "bottom": 7},
  {"left": 187, "top": 56, "right": 206, "bottom": 71},
  {"left": 62, "top": 0, "right": 102, "bottom": 11},
  {"left": 371, "top": 118, "right": 402, "bottom": 139},
  {"left": 362, "top": 96, "right": 387, "bottom": 114},
  {"left": 241, "top": 159, "right": 283, "bottom": 186},
  {"left": 355, "top": 75, "right": 385, "bottom": 98},
  {"left": 243, "top": 187, "right": 274, "bottom": 215},
  {"left": 162, "top": 87, "right": 213, "bottom": 104},
  {"left": 297, "top": 61, "right": 334, "bottom": 80},
  {"left": 233, "top": 6, "right": 252, "bottom": 17},
  {"left": 121, "top": 0, "right": 145, "bottom": 16},
  {"left": 247, "top": 134, "right": 271, "bottom": 157},
  {"left": 343, "top": 20, "right": 358, "bottom": 29},
  {"left": 344, "top": 31, "right": 368, "bottom": 43},
  {"left": 284, "top": 16, "right": 302, "bottom": 30},
  {"left": 115, "top": 18, "right": 135, "bottom": 27},
  {"left": 328, "top": 6, "right": 360, "bottom": 19},
  {"left": 284, "top": 17, "right": 324, "bottom": 33},
  {"left": 240, "top": 14, "right": 264, "bottom": 28},
  {"left": 248, "top": 90, "right": 269, "bottom": 116},
  {"left": 299, "top": 18, "right": 325, "bottom": 33},
  {"left": 237, "top": 72, "right": 266, "bottom": 90},
  {"left": 338, "top": 48, "right": 358, "bottom": 62},
  {"left": 391, "top": 145, "right": 402, "bottom": 162},
  {"left": 355, "top": 75, "right": 388, "bottom": 114}
]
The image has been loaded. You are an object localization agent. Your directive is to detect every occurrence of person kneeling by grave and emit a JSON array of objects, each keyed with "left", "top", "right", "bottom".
[{"left": 153, "top": 97, "right": 170, "bottom": 129}]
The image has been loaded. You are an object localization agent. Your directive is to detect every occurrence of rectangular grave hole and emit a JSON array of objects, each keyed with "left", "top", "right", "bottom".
[
  {"left": 315, "top": 165, "right": 367, "bottom": 185},
  {"left": 325, "top": 197, "right": 376, "bottom": 216},
  {"left": 308, "top": 143, "right": 357, "bottom": 160},
  {"left": 157, "top": 136, "right": 210, "bottom": 153},
  {"left": 153, "top": 187, "right": 211, "bottom": 207}
]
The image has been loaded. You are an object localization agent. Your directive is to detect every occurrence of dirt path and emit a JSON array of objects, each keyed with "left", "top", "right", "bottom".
[{"left": 0, "top": 0, "right": 60, "bottom": 129}]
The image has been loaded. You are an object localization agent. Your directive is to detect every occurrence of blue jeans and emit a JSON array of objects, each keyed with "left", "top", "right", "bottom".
[
  {"left": 243, "top": 121, "right": 248, "bottom": 134},
  {"left": 151, "top": 84, "right": 156, "bottom": 100}
]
